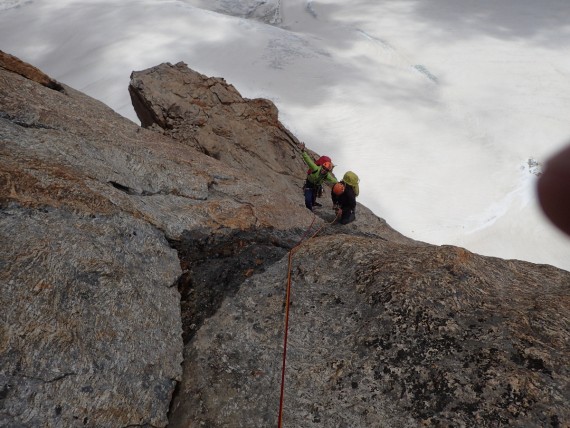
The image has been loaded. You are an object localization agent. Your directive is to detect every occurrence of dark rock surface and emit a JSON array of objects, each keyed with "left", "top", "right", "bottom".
[
  {"left": 1, "top": 52, "right": 568, "bottom": 427},
  {"left": 168, "top": 236, "right": 569, "bottom": 427}
]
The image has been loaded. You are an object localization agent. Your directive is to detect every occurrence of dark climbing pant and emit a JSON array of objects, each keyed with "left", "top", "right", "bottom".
[
  {"left": 340, "top": 209, "right": 356, "bottom": 225},
  {"left": 304, "top": 186, "right": 317, "bottom": 210}
]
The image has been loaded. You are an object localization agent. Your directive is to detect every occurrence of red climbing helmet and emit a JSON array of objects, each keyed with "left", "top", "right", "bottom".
[
  {"left": 315, "top": 156, "right": 331, "bottom": 166},
  {"left": 332, "top": 182, "right": 345, "bottom": 195},
  {"left": 308, "top": 156, "right": 332, "bottom": 175}
]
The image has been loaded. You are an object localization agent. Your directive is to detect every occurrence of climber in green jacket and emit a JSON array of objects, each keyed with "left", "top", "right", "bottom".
[{"left": 298, "top": 142, "right": 337, "bottom": 211}]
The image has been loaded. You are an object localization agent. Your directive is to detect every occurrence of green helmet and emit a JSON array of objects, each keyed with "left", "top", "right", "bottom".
[{"left": 342, "top": 171, "right": 360, "bottom": 197}]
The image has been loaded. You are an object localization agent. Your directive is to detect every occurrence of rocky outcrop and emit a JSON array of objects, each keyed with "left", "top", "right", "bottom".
[
  {"left": 168, "top": 0, "right": 281, "bottom": 25},
  {"left": 0, "top": 50, "right": 64, "bottom": 91},
  {"left": 129, "top": 61, "right": 311, "bottom": 200},
  {"left": 128, "top": 61, "right": 411, "bottom": 243},
  {"left": 1, "top": 53, "right": 568, "bottom": 427},
  {"left": 1, "top": 210, "right": 182, "bottom": 427}
]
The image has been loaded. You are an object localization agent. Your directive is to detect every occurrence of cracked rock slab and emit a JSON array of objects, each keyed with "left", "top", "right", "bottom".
[{"left": 0, "top": 208, "right": 183, "bottom": 427}]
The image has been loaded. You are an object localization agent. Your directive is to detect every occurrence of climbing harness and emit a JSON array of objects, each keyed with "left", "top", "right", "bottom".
[{"left": 277, "top": 210, "right": 340, "bottom": 427}]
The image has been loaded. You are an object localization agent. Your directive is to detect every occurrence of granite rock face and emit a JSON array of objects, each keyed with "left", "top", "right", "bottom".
[
  {"left": 129, "top": 64, "right": 569, "bottom": 428},
  {"left": 169, "top": 236, "right": 570, "bottom": 428},
  {"left": 1, "top": 52, "right": 569, "bottom": 427},
  {"left": 128, "top": 61, "right": 411, "bottom": 244},
  {"left": 128, "top": 61, "right": 417, "bottom": 348},
  {"left": 129, "top": 61, "right": 310, "bottom": 199},
  {"left": 1, "top": 52, "right": 185, "bottom": 427},
  {"left": 1, "top": 209, "right": 182, "bottom": 427},
  {"left": 1, "top": 52, "right": 408, "bottom": 426}
]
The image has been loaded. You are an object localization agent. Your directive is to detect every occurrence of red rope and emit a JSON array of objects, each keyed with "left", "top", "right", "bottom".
[
  {"left": 277, "top": 210, "right": 338, "bottom": 427},
  {"left": 277, "top": 250, "right": 295, "bottom": 428}
]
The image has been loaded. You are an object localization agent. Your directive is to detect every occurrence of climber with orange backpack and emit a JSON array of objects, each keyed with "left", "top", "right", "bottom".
[
  {"left": 298, "top": 142, "right": 337, "bottom": 211},
  {"left": 331, "top": 171, "right": 360, "bottom": 224}
]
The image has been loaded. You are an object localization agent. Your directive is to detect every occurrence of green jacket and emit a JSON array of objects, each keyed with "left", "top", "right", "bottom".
[{"left": 302, "top": 151, "right": 338, "bottom": 186}]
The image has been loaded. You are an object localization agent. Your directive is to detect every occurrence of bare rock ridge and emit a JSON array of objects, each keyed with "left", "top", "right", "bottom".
[
  {"left": 129, "top": 61, "right": 316, "bottom": 200},
  {"left": 0, "top": 50, "right": 64, "bottom": 92},
  {"left": 1, "top": 52, "right": 569, "bottom": 427}
]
